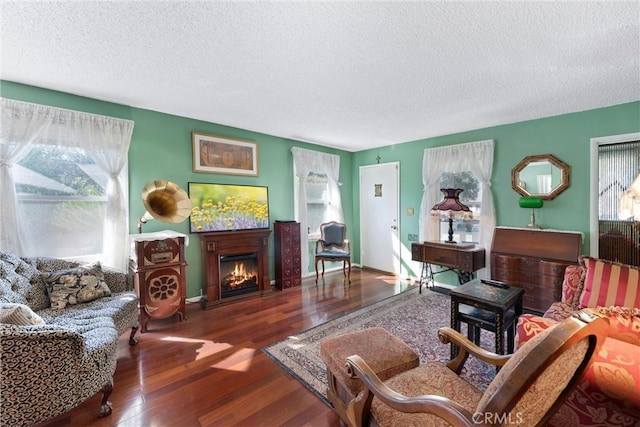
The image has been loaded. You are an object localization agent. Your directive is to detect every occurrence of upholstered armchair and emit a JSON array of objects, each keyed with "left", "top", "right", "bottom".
[
  {"left": 343, "top": 310, "right": 609, "bottom": 427},
  {"left": 315, "top": 221, "right": 351, "bottom": 283}
]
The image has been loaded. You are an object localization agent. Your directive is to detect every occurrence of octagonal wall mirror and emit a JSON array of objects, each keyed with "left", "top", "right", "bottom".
[{"left": 511, "top": 154, "right": 570, "bottom": 200}]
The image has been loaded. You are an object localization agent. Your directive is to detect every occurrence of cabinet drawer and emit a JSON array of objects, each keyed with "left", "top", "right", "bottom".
[
  {"left": 539, "top": 260, "right": 573, "bottom": 276},
  {"left": 292, "top": 255, "right": 301, "bottom": 268},
  {"left": 491, "top": 269, "right": 560, "bottom": 295},
  {"left": 426, "top": 247, "right": 457, "bottom": 268},
  {"left": 411, "top": 244, "right": 423, "bottom": 261},
  {"left": 459, "top": 259, "right": 474, "bottom": 270},
  {"left": 493, "top": 254, "right": 544, "bottom": 272},
  {"left": 521, "top": 285, "right": 560, "bottom": 301}
]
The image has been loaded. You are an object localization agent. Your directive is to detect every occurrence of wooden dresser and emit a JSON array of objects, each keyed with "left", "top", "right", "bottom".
[{"left": 490, "top": 227, "right": 582, "bottom": 314}]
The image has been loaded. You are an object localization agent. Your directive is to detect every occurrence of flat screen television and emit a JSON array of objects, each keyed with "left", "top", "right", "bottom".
[{"left": 188, "top": 182, "right": 269, "bottom": 233}]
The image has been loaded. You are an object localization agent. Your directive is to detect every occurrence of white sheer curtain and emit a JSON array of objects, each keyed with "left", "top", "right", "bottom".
[
  {"left": 0, "top": 98, "right": 134, "bottom": 271},
  {"left": 291, "top": 147, "right": 344, "bottom": 274},
  {"left": 419, "top": 140, "right": 495, "bottom": 275},
  {"left": 0, "top": 100, "right": 53, "bottom": 253}
]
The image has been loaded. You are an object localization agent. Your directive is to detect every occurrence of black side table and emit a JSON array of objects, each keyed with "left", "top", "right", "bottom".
[{"left": 449, "top": 279, "right": 524, "bottom": 362}]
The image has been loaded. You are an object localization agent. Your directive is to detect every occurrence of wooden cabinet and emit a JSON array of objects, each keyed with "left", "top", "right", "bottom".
[
  {"left": 411, "top": 241, "right": 485, "bottom": 272},
  {"left": 490, "top": 227, "right": 582, "bottom": 314},
  {"left": 129, "top": 233, "right": 187, "bottom": 332},
  {"left": 411, "top": 241, "right": 485, "bottom": 290},
  {"left": 274, "top": 221, "right": 302, "bottom": 290}
]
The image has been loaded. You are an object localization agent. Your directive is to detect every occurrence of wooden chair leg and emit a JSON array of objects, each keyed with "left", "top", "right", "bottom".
[
  {"left": 315, "top": 258, "right": 320, "bottom": 284},
  {"left": 98, "top": 379, "right": 113, "bottom": 418},
  {"left": 129, "top": 325, "right": 138, "bottom": 345}
]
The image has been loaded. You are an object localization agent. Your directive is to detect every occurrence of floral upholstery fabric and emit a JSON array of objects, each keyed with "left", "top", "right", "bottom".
[
  {"left": 369, "top": 361, "right": 483, "bottom": 426},
  {"left": 561, "top": 264, "right": 584, "bottom": 308},
  {"left": 543, "top": 301, "right": 577, "bottom": 323},
  {"left": 479, "top": 324, "right": 590, "bottom": 426},
  {"left": 595, "top": 306, "right": 640, "bottom": 346},
  {"left": 320, "top": 327, "right": 419, "bottom": 398},
  {"left": 0, "top": 251, "right": 139, "bottom": 427},
  {"left": 517, "top": 314, "right": 640, "bottom": 427}
]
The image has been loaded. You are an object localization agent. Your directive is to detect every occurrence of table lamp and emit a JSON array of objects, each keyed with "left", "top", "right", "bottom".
[
  {"left": 431, "top": 188, "right": 471, "bottom": 243},
  {"left": 519, "top": 196, "right": 543, "bottom": 228}
]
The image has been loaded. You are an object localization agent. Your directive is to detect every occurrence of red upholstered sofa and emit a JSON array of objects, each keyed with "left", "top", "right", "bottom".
[{"left": 516, "top": 256, "right": 640, "bottom": 427}]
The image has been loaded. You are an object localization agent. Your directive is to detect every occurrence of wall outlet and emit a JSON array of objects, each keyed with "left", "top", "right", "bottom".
[{"left": 408, "top": 233, "right": 418, "bottom": 241}]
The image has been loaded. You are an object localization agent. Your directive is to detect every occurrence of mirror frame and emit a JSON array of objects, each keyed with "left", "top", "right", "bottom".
[{"left": 511, "top": 154, "right": 570, "bottom": 200}]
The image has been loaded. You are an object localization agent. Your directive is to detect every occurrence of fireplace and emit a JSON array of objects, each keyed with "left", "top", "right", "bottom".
[
  {"left": 199, "top": 229, "right": 271, "bottom": 309},
  {"left": 219, "top": 253, "right": 259, "bottom": 298}
]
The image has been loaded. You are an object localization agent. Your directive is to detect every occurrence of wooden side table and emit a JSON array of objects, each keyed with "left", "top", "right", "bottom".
[{"left": 449, "top": 279, "right": 524, "bottom": 364}]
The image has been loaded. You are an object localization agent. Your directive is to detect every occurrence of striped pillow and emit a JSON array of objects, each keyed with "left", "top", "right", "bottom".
[
  {"left": 579, "top": 256, "right": 640, "bottom": 309},
  {"left": 0, "top": 303, "right": 45, "bottom": 325}
]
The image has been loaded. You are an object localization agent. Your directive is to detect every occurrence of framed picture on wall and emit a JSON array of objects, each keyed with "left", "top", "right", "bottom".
[{"left": 192, "top": 132, "right": 259, "bottom": 176}]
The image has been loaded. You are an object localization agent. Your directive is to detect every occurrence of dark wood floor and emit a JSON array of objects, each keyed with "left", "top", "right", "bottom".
[{"left": 38, "top": 269, "right": 416, "bottom": 427}]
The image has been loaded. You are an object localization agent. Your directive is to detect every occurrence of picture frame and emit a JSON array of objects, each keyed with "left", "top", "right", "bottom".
[{"left": 192, "top": 132, "right": 259, "bottom": 176}]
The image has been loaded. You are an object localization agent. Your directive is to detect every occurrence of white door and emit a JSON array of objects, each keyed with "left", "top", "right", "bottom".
[{"left": 360, "top": 162, "right": 400, "bottom": 274}]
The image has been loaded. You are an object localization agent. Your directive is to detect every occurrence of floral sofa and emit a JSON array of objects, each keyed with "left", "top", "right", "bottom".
[
  {"left": 517, "top": 256, "right": 640, "bottom": 427},
  {"left": 0, "top": 251, "right": 139, "bottom": 427}
]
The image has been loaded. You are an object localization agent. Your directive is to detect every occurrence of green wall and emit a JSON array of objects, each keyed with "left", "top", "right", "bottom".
[
  {"left": 1, "top": 81, "right": 354, "bottom": 298},
  {"left": 352, "top": 102, "right": 640, "bottom": 280},
  {"left": 2, "top": 80, "right": 639, "bottom": 295}
]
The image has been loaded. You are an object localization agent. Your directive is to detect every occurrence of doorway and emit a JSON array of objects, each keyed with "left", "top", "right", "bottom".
[
  {"left": 590, "top": 132, "right": 640, "bottom": 266},
  {"left": 359, "top": 162, "right": 400, "bottom": 274}
]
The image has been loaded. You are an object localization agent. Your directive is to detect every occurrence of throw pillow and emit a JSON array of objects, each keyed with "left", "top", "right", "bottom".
[
  {"left": 0, "top": 303, "right": 45, "bottom": 325},
  {"left": 43, "top": 262, "right": 112, "bottom": 310},
  {"left": 578, "top": 256, "right": 640, "bottom": 309}
]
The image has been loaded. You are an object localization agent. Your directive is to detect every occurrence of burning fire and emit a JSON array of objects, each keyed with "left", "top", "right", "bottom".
[{"left": 223, "top": 261, "right": 257, "bottom": 290}]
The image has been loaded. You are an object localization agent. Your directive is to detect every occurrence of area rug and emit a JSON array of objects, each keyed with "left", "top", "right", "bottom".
[{"left": 262, "top": 286, "right": 497, "bottom": 406}]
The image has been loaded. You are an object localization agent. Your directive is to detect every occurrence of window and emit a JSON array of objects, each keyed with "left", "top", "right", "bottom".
[
  {"left": 303, "top": 172, "right": 330, "bottom": 239},
  {"left": 14, "top": 144, "right": 107, "bottom": 260},
  {"left": 291, "top": 147, "right": 344, "bottom": 274},
  {"left": 596, "top": 139, "right": 640, "bottom": 266},
  {"left": 0, "top": 98, "right": 133, "bottom": 271},
  {"left": 437, "top": 171, "right": 482, "bottom": 244},
  {"left": 420, "top": 139, "right": 495, "bottom": 278}
]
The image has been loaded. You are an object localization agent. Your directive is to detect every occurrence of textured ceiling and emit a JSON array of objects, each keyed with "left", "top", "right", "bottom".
[{"left": 1, "top": 1, "right": 639, "bottom": 152}]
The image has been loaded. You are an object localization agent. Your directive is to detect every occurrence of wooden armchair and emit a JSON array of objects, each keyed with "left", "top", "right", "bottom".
[
  {"left": 315, "top": 221, "right": 351, "bottom": 283},
  {"left": 344, "top": 309, "right": 609, "bottom": 427}
]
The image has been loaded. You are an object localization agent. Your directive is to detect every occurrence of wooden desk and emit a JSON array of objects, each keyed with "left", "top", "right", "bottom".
[
  {"left": 411, "top": 241, "right": 485, "bottom": 292},
  {"left": 490, "top": 227, "right": 582, "bottom": 313}
]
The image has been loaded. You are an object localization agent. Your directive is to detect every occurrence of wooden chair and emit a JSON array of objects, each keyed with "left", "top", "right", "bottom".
[
  {"left": 344, "top": 309, "right": 609, "bottom": 427},
  {"left": 315, "top": 221, "right": 351, "bottom": 283}
]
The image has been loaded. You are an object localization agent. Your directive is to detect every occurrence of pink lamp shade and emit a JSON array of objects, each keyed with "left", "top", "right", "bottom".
[
  {"left": 431, "top": 188, "right": 471, "bottom": 213},
  {"left": 431, "top": 188, "right": 471, "bottom": 243}
]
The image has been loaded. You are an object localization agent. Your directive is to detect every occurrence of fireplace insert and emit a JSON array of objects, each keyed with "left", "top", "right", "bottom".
[{"left": 219, "top": 252, "right": 259, "bottom": 298}]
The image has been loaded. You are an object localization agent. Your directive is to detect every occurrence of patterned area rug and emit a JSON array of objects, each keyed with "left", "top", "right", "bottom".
[{"left": 262, "top": 286, "right": 497, "bottom": 406}]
